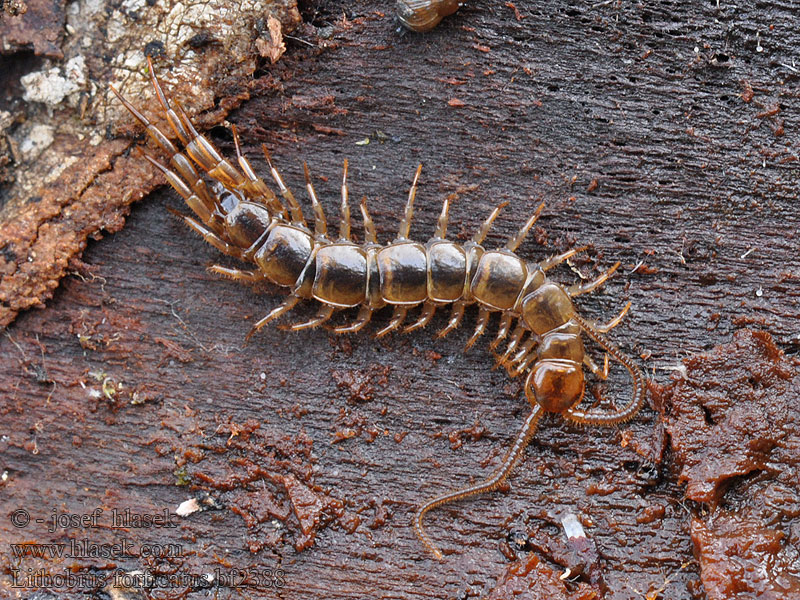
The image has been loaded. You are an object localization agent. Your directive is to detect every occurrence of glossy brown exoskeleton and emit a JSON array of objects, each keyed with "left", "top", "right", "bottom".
[{"left": 112, "top": 60, "right": 644, "bottom": 560}]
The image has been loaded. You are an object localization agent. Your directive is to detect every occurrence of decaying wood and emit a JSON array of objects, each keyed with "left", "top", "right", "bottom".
[
  {"left": 0, "top": 0, "right": 301, "bottom": 327},
  {"left": 1, "top": 1, "right": 799, "bottom": 599}
]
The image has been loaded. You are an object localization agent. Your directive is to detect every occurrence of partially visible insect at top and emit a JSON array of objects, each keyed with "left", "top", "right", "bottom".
[
  {"left": 111, "top": 58, "right": 645, "bottom": 561},
  {"left": 396, "top": 0, "right": 462, "bottom": 32}
]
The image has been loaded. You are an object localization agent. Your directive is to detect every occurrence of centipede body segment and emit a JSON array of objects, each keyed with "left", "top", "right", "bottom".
[{"left": 112, "top": 59, "right": 645, "bottom": 560}]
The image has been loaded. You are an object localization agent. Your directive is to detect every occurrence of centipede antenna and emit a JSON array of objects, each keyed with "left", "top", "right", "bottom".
[
  {"left": 360, "top": 196, "right": 378, "bottom": 243},
  {"left": 398, "top": 163, "right": 423, "bottom": 240},
  {"left": 340, "top": 159, "right": 351, "bottom": 241},
  {"left": 262, "top": 145, "right": 306, "bottom": 226},
  {"left": 505, "top": 200, "right": 545, "bottom": 252},
  {"left": 473, "top": 201, "right": 509, "bottom": 245},
  {"left": 566, "top": 313, "right": 645, "bottom": 427},
  {"left": 304, "top": 162, "right": 328, "bottom": 238},
  {"left": 415, "top": 405, "right": 544, "bottom": 560}
]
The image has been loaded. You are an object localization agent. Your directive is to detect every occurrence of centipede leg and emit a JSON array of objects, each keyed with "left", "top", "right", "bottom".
[
  {"left": 144, "top": 57, "right": 191, "bottom": 145},
  {"left": 339, "top": 159, "right": 352, "bottom": 241},
  {"left": 303, "top": 162, "right": 329, "bottom": 238},
  {"left": 507, "top": 337, "right": 538, "bottom": 377},
  {"left": 397, "top": 164, "right": 423, "bottom": 240},
  {"left": 111, "top": 85, "right": 219, "bottom": 217},
  {"left": 415, "top": 405, "right": 543, "bottom": 560},
  {"left": 504, "top": 201, "right": 545, "bottom": 252},
  {"left": 405, "top": 302, "right": 437, "bottom": 333},
  {"left": 169, "top": 101, "right": 248, "bottom": 191},
  {"left": 464, "top": 307, "right": 490, "bottom": 350},
  {"left": 376, "top": 306, "right": 409, "bottom": 338},
  {"left": 490, "top": 314, "right": 513, "bottom": 350},
  {"left": 332, "top": 306, "right": 372, "bottom": 334},
  {"left": 246, "top": 295, "right": 301, "bottom": 341},
  {"left": 473, "top": 202, "right": 508, "bottom": 244},
  {"left": 540, "top": 245, "right": 589, "bottom": 271},
  {"left": 583, "top": 353, "right": 610, "bottom": 380},
  {"left": 262, "top": 146, "right": 307, "bottom": 226},
  {"left": 145, "top": 60, "right": 247, "bottom": 191},
  {"left": 495, "top": 325, "right": 526, "bottom": 368},
  {"left": 286, "top": 303, "right": 336, "bottom": 331},
  {"left": 142, "top": 154, "right": 216, "bottom": 226},
  {"left": 436, "top": 301, "right": 465, "bottom": 338},
  {"left": 176, "top": 213, "right": 245, "bottom": 260},
  {"left": 511, "top": 351, "right": 538, "bottom": 377},
  {"left": 231, "top": 125, "right": 287, "bottom": 217},
  {"left": 575, "top": 303, "right": 630, "bottom": 381},
  {"left": 567, "top": 261, "right": 621, "bottom": 297},
  {"left": 208, "top": 265, "right": 269, "bottom": 284},
  {"left": 593, "top": 301, "right": 631, "bottom": 333},
  {"left": 433, "top": 193, "right": 456, "bottom": 239},
  {"left": 360, "top": 196, "right": 378, "bottom": 243}
]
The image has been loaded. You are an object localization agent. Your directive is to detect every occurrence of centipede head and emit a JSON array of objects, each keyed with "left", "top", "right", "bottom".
[{"left": 524, "top": 359, "right": 585, "bottom": 414}]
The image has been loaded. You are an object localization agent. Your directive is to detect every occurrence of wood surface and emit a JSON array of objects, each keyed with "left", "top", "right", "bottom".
[{"left": 2, "top": 1, "right": 799, "bottom": 599}]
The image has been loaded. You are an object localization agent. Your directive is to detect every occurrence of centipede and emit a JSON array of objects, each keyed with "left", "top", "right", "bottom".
[
  {"left": 396, "top": 0, "right": 462, "bottom": 32},
  {"left": 111, "top": 59, "right": 645, "bottom": 561}
]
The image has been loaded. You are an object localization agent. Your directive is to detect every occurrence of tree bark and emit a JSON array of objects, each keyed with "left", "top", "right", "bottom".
[{"left": 1, "top": 1, "right": 799, "bottom": 599}]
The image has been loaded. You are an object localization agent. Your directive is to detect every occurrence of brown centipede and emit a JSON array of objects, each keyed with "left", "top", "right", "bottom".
[
  {"left": 396, "top": 0, "right": 462, "bottom": 32},
  {"left": 111, "top": 59, "right": 645, "bottom": 561}
]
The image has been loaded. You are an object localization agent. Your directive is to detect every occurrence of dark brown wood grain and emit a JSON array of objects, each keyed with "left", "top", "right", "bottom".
[{"left": 2, "top": 1, "right": 799, "bottom": 599}]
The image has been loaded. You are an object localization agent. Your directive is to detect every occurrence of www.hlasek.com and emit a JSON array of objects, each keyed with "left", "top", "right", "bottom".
[
  {"left": 11, "top": 538, "right": 180, "bottom": 559},
  {"left": 10, "top": 567, "right": 286, "bottom": 590}
]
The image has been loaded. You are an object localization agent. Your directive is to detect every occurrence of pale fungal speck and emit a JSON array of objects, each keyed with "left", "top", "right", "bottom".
[
  {"left": 561, "top": 513, "right": 586, "bottom": 539},
  {"left": 176, "top": 498, "right": 201, "bottom": 517}
]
